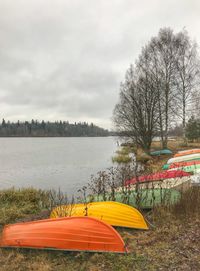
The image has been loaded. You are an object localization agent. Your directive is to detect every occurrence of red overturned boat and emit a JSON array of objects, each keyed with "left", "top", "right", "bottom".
[
  {"left": 0, "top": 217, "right": 127, "bottom": 253},
  {"left": 125, "top": 170, "right": 191, "bottom": 186}
]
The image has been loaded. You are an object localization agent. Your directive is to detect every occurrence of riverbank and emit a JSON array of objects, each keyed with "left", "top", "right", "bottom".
[{"left": 0, "top": 139, "right": 200, "bottom": 270}]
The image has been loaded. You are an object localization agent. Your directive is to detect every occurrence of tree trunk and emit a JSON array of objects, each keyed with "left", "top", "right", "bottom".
[{"left": 182, "top": 88, "right": 187, "bottom": 144}]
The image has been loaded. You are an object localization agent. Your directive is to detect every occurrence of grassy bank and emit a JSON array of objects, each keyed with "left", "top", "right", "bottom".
[
  {"left": 0, "top": 188, "right": 50, "bottom": 225},
  {"left": 0, "top": 186, "right": 199, "bottom": 271},
  {"left": 0, "top": 139, "right": 200, "bottom": 270}
]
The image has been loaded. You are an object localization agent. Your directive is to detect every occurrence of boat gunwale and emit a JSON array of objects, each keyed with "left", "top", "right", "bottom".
[
  {"left": 0, "top": 245, "right": 128, "bottom": 254},
  {"left": 1, "top": 216, "right": 127, "bottom": 253}
]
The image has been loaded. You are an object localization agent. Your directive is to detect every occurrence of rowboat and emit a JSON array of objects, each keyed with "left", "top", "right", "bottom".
[
  {"left": 0, "top": 217, "right": 127, "bottom": 253},
  {"left": 123, "top": 176, "right": 191, "bottom": 191},
  {"left": 50, "top": 201, "right": 148, "bottom": 230},
  {"left": 88, "top": 189, "right": 181, "bottom": 209},
  {"left": 125, "top": 170, "right": 191, "bottom": 186},
  {"left": 163, "top": 159, "right": 200, "bottom": 170},
  {"left": 177, "top": 148, "right": 200, "bottom": 154},
  {"left": 168, "top": 164, "right": 200, "bottom": 174},
  {"left": 150, "top": 149, "right": 172, "bottom": 156},
  {"left": 174, "top": 149, "right": 200, "bottom": 157},
  {"left": 167, "top": 153, "right": 200, "bottom": 164}
]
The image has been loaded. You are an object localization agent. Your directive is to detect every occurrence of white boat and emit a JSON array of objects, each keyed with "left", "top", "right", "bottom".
[
  {"left": 167, "top": 153, "right": 200, "bottom": 164},
  {"left": 169, "top": 168, "right": 200, "bottom": 174},
  {"left": 167, "top": 164, "right": 200, "bottom": 174},
  {"left": 117, "top": 176, "right": 191, "bottom": 191}
]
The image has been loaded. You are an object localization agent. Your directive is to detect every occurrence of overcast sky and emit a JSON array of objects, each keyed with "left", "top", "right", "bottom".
[{"left": 0, "top": 0, "right": 199, "bottom": 129}]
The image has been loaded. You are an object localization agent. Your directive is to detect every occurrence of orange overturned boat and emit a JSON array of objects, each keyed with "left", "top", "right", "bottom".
[
  {"left": 175, "top": 149, "right": 200, "bottom": 157},
  {"left": 0, "top": 217, "right": 127, "bottom": 253}
]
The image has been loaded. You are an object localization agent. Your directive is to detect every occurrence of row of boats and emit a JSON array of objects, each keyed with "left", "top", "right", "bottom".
[
  {"left": 1, "top": 147, "right": 199, "bottom": 253},
  {"left": 126, "top": 148, "right": 200, "bottom": 187},
  {"left": 163, "top": 148, "right": 200, "bottom": 184}
]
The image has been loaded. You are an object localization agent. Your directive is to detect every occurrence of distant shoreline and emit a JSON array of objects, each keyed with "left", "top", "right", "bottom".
[{"left": 0, "top": 135, "right": 115, "bottom": 138}]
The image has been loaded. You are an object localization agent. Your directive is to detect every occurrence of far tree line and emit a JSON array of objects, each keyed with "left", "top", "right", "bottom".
[
  {"left": 113, "top": 27, "right": 200, "bottom": 151},
  {"left": 0, "top": 119, "right": 110, "bottom": 137}
]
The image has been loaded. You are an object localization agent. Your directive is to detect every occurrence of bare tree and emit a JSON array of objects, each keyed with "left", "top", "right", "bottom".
[
  {"left": 175, "top": 30, "right": 200, "bottom": 138},
  {"left": 113, "top": 27, "right": 200, "bottom": 151},
  {"left": 149, "top": 28, "right": 180, "bottom": 148},
  {"left": 113, "top": 54, "right": 159, "bottom": 152}
]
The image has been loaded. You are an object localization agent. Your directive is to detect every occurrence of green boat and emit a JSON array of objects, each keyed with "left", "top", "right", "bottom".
[
  {"left": 87, "top": 188, "right": 180, "bottom": 209},
  {"left": 169, "top": 164, "right": 200, "bottom": 174},
  {"left": 150, "top": 149, "right": 172, "bottom": 156},
  {"left": 163, "top": 164, "right": 170, "bottom": 169},
  {"left": 163, "top": 158, "right": 200, "bottom": 170}
]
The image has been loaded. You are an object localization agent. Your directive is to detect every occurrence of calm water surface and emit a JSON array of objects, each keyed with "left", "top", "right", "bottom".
[{"left": 0, "top": 137, "right": 117, "bottom": 195}]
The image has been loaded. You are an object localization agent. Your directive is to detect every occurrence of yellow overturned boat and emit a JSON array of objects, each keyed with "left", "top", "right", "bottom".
[{"left": 50, "top": 201, "right": 148, "bottom": 230}]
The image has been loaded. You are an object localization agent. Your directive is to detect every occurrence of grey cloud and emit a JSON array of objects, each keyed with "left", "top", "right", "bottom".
[{"left": 0, "top": 0, "right": 200, "bottom": 128}]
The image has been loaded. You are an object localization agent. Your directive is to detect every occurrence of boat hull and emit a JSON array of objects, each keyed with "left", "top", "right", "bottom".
[
  {"left": 168, "top": 164, "right": 200, "bottom": 174},
  {"left": 124, "top": 176, "right": 191, "bottom": 191},
  {"left": 175, "top": 150, "right": 200, "bottom": 157},
  {"left": 150, "top": 149, "right": 172, "bottom": 156},
  {"left": 50, "top": 201, "right": 148, "bottom": 230},
  {"left": 167, "top": 154, "right": 200, "bottom": 164},
  {"left": 177, "top": 148, "right": 200, "bottom": 155},
  {"left": 125, "top": 170, "right": 190, "bottom": 186},
  {"left": 163, "top": 159, "right": 200, "bottom": 170},
  {"left": 87, "top": 189, "right": 181, "bottom": 209},
  {"left": 0, "top": 217, "right": 127, "bottom": 253}
]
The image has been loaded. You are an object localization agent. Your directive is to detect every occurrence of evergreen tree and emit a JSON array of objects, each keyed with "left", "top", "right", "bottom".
[{"left": 185, "top": 116, "right": 200, "bottom": 141}]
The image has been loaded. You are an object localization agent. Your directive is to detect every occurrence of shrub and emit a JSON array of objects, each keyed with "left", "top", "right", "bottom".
[{"left": 112, "top": 154, "right": 131, "bottom": 163}]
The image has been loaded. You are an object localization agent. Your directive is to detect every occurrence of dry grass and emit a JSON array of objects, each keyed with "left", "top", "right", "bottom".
[
  {"left": 151, "top": 139, "right": 181, "bottom": 151},
  {"left": 0, "top": 188, "right": 50, "bottom": 225},
  {"left": 172, "top": 186, "right": 200, "bottom": 218},
  {"left": 151, "top": 138, "right": 200, "bottom": 151},
  {"left": 128, "top": 217, "right": 200, "bottom": 271}
]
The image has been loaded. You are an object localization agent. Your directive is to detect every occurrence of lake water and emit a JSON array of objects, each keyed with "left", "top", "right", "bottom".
[{"left": 0, "top": 137, "right": 117, "bottom": 195}]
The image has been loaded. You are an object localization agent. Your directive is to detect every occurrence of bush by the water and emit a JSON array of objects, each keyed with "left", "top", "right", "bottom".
[
  {"left": 112, "top": 154, "right": 131, "bottom": 163},
  {"left": 112, "top": 146, "right": 134, "bottom": 163}
]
